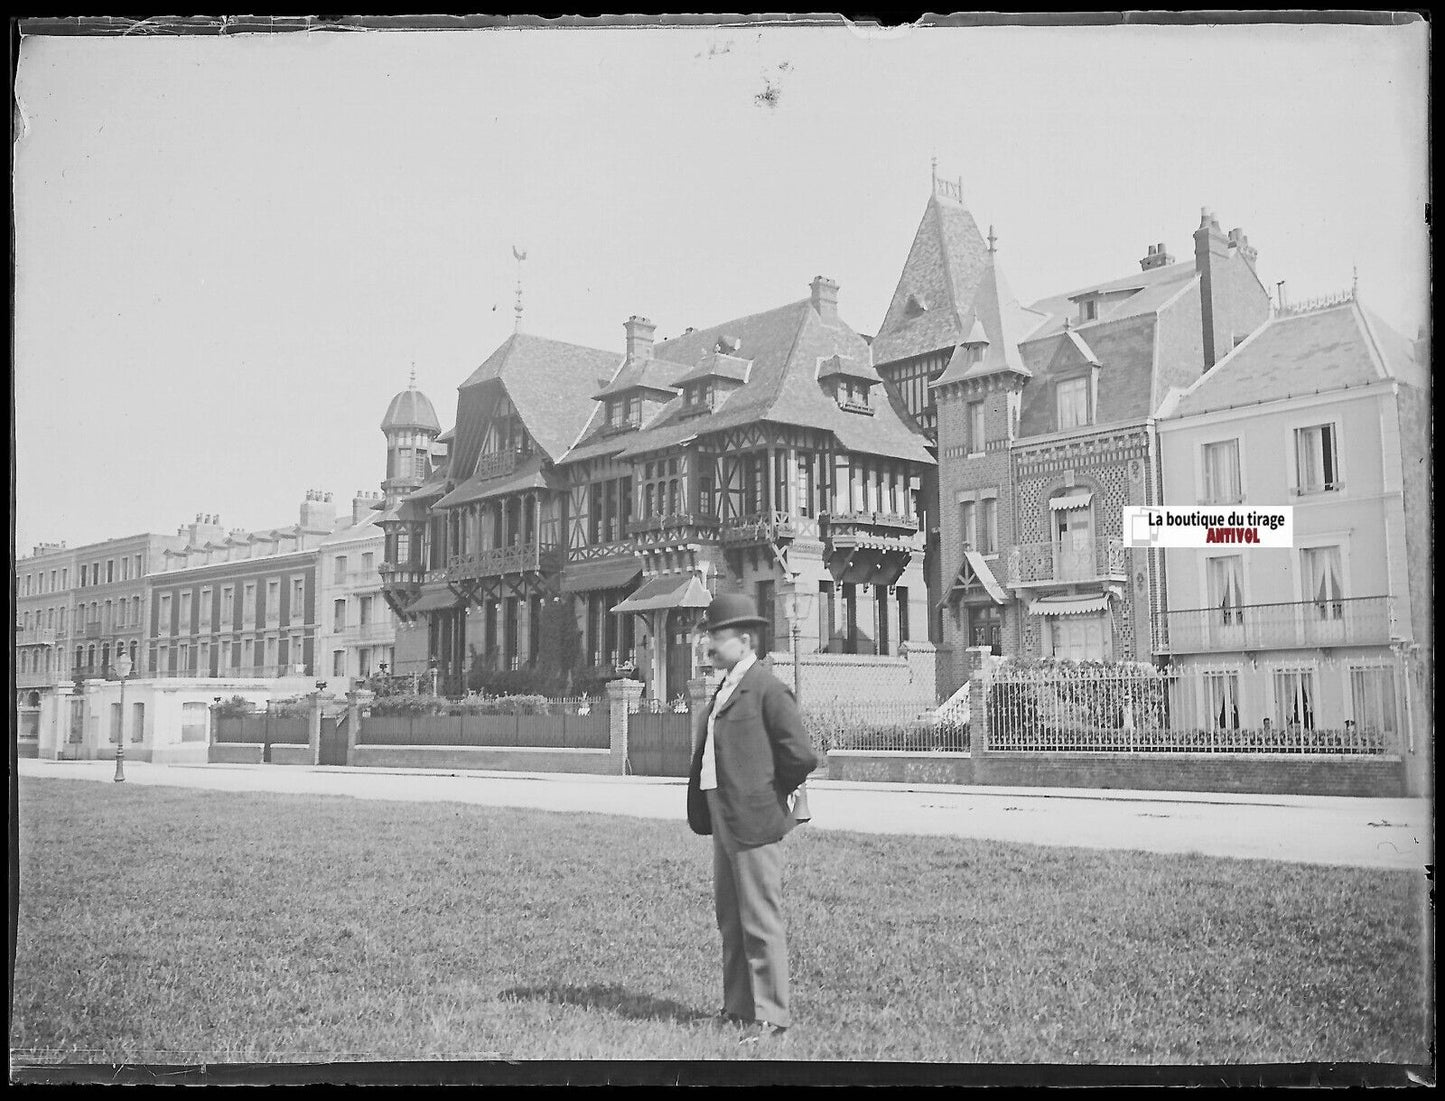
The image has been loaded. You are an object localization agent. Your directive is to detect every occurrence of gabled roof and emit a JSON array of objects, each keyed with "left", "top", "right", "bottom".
[
  {"left": 577, "top": 297, "right": 932, "bottom": 465},
  {"left": 872, "top": 192, "right": 992, "bottom": 365},
  {"left": 458, "top": 333, "right": 622, "bottom": 463},
  {"left": 434, "top": 455, "right": 558, "bottom": 508},
  {"left": 1165, "top": 299, "right": 1425, "bottom": 418},
  {"left": 817, "top": 354, "right": 883, "bottom": 384},
  {"left": 593, "top": 351, "right": 687, "bottom": 400},
  {"left": 1023, "top": 259, "right": 1198, "bottom": 344},
  {"left": 673, "top": 351, "right": 752, "bottom": 387}
]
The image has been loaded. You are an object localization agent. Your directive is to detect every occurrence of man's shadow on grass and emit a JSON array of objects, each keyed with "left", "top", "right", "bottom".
[{"left": 501, "top": 982, "right": 704, "bottom": 1024}]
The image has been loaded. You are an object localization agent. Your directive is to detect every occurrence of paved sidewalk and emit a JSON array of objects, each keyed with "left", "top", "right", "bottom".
[{"left": 16, "top": 758, "right": 1432, "bottom": 872}]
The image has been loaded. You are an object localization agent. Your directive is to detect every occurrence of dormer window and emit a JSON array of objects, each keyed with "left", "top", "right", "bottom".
[
  {"left": 607, "top": 394, "right": 643, "bottom": 429},
  {"left": 1056, "top": 377, "right": 1091, "bottom": 430},
  {"left": 836, "top": 379, "right": 874, "bottom": 414},
  {"left": 906, "top": 292, "right": 929, "bottom": 316},
  {"left": 1081, "top": 298, "right": 1098, "bottom": 322},
  {"left": 685, "top": 382, "right": 714, "bottom": 409}
]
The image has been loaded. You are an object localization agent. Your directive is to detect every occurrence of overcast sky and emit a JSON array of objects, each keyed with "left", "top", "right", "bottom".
[{"left": 13, "top": 20, "right": 1429, "bottom": 556}]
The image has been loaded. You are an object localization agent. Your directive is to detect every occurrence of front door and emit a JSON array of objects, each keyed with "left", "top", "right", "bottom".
[
  {"left": 318, "top": 714, "right": 347, "bottom": 766},
  {"left": 665, "top": 610, "right": 694, "bottom": 707}
]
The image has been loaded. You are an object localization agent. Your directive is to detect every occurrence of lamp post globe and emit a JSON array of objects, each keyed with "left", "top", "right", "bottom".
[{"left": 113, "top": 650, "right": 133, "bottom": 783}]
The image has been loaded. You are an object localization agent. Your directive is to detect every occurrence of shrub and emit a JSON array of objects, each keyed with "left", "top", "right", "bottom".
[
  {"left": 216, "top": 695, "right": 256, "bottom": 718},
  {"left": 266, "top": 696, "right": 309, "bottom": 718},
  {"left": 367, "top": 692, "right": 448, "bottom": 717}
]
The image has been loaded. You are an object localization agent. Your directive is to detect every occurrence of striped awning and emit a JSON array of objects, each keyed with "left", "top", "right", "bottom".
[
  {"left": 1026, "top": 594, "right": 1108, "bottom": 616},
  {"left": 611, "top": 573, "right": 712, "bottom": 614},
  {"left": 1048, "top": 489, "right": 1094, "bottom": 511}
]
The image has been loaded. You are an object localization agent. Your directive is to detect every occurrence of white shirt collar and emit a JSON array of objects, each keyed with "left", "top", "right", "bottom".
[{"left": 723, "top": 652, "right": 758, "bottom": 686}]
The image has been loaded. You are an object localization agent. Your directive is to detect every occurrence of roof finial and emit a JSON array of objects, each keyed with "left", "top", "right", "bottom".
[
  {"left": 512, "top": 245, "right": 528, "bottom": 332},
  {"left": 930, "top": 153, "right": 938, "bottom": 188},
  {"left": 1351, "top": 262, "right": 1359, "bottom": 299},
  {"left": 408, "top": 362, "right": 416, "bottom": 389},
  {"left": 986, "top": 225, "right": 998, "bottom": 256}
]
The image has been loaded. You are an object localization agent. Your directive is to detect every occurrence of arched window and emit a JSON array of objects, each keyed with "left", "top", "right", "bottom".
[
  {"left": 87, "top": 645, "right": 96, "bottom": 669},
  {"left": 129, "top": 641, "right": 139, "bottom": 665},
  {"left": 75, "top": 646, "right": 83, "bottom": 671},
  {"left": 102, "top": 643, "right": 111, "bottom": 670},
  {"left": 19, "top": 652, "right": 29, "bottom": 674}
]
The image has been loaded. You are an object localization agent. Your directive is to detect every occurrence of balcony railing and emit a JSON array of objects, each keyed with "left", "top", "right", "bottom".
[
  {"left": 627, "top": 512, "right": 719, "bottom": 535},
  {"left": 1006, "top": 537, "right": 1128, "bottom": 586},
  {"left": 379, "top": 562, "right": 428, "bottom": 586},
  {"left": 15, "top": 628, "right": 58, "bottom": 647},
  {"left": 338, "top": 621, "right": 398, "bottom": 643},
  {"left": 1155, "top": 596, "right": 1395, "bottom": 654},
  {"left": 445, "top": 543, "right": 560, "bottom": 581},
  {"left": 821, "top": 510, "right": 923, "bottom": 552},
  {"left": 825, "top": 509, "right": 919, "bottom": 532},
  {"left": 720, "top": 510, "right": 806, "bottom": 546},
  {"left": 149, "top": 665, "right": 310, "bottom": 680},
  {"left": 16, "top": 669, "right": 62, "bottom": 689},
  {"left": 473, "top": 446, "right": 523, "bottom": 483}
]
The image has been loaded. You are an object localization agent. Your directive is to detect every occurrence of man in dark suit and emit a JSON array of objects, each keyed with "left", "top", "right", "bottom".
[{"left": 686, "top": 592, "right": 818, "bottom": 1044}]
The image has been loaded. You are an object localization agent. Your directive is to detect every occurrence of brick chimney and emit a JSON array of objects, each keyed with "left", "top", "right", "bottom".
[
  {"left": 185, "top": 513, "right": 226, "bottom": 546},
  {"left": 810, "top": 276, "right": 839, "bottom": 321},
  {"left": 1227, "top": 227, "right": 1257, "bottom": 266},
  {"left": 1139, "top": 241, "right": 1174, "bottom": 271},
  {"left": 353, "top": 490, "right": 382, "bottom": 525},
  {"left": 299, "top": 489, "right": 334, "bottom": 530},
  {"left": 624, "top": 316, "right": 656, "bottom": 362},
  {"left": 1194, "top": 207, "right": 1232, "bottom": 372}
]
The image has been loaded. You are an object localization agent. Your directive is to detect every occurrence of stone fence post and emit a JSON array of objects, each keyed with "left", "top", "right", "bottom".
[
  {"left": 308, "top": 692, "right": 324, "bottom": 766},
  {"left": 968, "top": 668, "right": 989, "bottom": 771},
  {"left": 345, "top": 689, "right": 372, "bottom": 764},
  {"left": 606, "top": 678, "right": 643, "bottom": 775}
]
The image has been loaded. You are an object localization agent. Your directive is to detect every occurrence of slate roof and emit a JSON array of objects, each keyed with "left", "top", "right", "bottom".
[
  {"left": 872, "top": 192, "right": 993, "bottom": 365},
  {"left": 1022, "top": 259, "right": 1198, "bottom": 343},
  {"left": 456, "top": 334, "right": 622, "bottom": 465},
  {"left": 558, "top": 297, "right": 932, "bottom": 466},
  {"left": 593, "top": 352, "right": 688, "bottom": 399},
  {"left": 1164, "top": 300, "right": 1426, "bottom": 418},
  {"left": 673, "top": 351, "right": 752, "bottom": 386},
  {"left": 381, "top": 387, "right": 442, "bottom": 432},
  {"left": 434, "top": 456, "right": 559, "bottom": 509},
  {"left": 931, "top": 255, "right": 1042, "bottom": 387}
]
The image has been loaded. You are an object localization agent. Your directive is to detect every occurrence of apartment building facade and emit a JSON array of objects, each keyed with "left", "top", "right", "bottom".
[
  {"left": 1155, "top": 294, "right": 1431, "bottom": 790},
  {"left": 315, "top": 491, "right": 399, "bottom": 690},
  {"left": 147, "top": 494, "right": 337, "bottom": 679}
]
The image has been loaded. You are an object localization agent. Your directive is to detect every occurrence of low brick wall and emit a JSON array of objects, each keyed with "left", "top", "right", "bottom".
[
  {"left": 350, "top": 744, "right": 617, "bottom": 774},
  {"left": 974, "top": 753, "right": 1407, "bottom": 798},
  {"left": 828, "top": 751, "right": 975, "bottom": 785},
  {"left": 209, "top": 742, "right": 264, "bottom": 765},
  {"left": 269, "top": 743, "right": 314, "bottom": 767},
  {"left": 829, "top": 750, "right": 1406, "bottom": 797}
]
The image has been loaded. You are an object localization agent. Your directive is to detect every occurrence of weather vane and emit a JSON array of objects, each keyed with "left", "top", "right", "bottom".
[{"left": 512, "top": 245, "right": 528, "bottom": 331}]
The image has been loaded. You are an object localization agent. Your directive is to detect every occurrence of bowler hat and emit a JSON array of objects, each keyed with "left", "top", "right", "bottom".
[{"left": 701, "top": 591, "right": 769, "bottom": 633}]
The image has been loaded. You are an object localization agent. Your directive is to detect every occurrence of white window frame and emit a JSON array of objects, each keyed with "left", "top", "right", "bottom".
[
  {"left": 1290, "top": 419, "right": 1343, "bottom": 496},
  {"left": 1199, "top": 437, "right": 1244, "bottom": 506},
  {"left": 1055, "top": 376, "right": 1091, "bottom": 430}
]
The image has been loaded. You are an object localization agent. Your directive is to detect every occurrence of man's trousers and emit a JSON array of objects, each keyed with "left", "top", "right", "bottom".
[{"left": 704, "top": 789, "right": 791, "bottom": 1027}]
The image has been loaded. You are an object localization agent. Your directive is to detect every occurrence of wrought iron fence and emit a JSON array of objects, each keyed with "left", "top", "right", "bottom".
[{"left": 983, "top": 664, "right": 1395, "bottom": 755}]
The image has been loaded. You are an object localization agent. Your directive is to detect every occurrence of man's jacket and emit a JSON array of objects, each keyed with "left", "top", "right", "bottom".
[{"left": 686, "top": 660, "right": 819, "bottom": 847}]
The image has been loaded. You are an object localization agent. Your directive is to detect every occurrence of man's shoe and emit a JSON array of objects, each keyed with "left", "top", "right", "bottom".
[{"left": 738, "top": 1021, "right": 788, "bottom": 1045}]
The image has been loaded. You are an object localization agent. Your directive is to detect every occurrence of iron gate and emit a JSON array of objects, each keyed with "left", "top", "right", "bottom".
[{"left": 627, "top": 709, "right": 694, "bottom": 777}]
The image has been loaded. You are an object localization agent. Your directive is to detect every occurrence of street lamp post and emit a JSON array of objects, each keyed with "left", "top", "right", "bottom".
[
  {"left": 112, "top": 650, "right": 133, "bottom": 783},
  {"left": 781, "top": 573, "right": 816, "bottom": 705}
]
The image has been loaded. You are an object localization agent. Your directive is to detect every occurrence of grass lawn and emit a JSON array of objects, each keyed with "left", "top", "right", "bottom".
[{"left": 11, "top": 777, "right": 1430, "bottom": 1066}]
